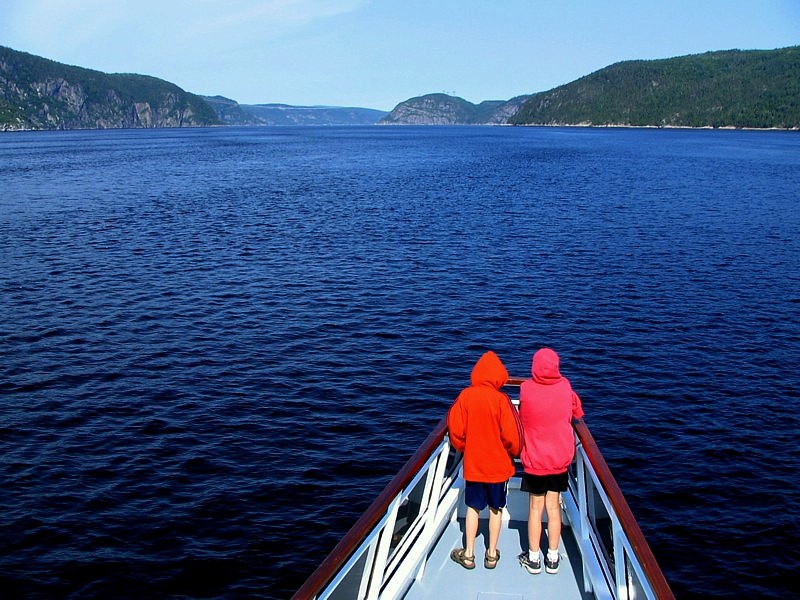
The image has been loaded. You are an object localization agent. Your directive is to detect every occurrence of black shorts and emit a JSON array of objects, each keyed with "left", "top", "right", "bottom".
[{"left": 520, "top": 472, "right": 568, "bottom": 495}]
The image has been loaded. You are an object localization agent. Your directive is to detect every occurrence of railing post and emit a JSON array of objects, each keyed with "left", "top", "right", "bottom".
[
  {"left": 354, "top": 541, "right": 378, "bottom": 600},
  {"left": 415, "top": 439, "right": 450, "bottom": 581},
  {"left": 365, "top": 496, "right": 402, "bottom": 600},
  {"left": 576, "top": 442, "right": 594, "bottom": 595},
  {"left": 613, "top": 517, "right": 628, "bottom": 600}
]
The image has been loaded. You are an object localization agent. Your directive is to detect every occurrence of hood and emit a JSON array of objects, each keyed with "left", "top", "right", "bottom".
[
  {"left": 470, "top": 350, "right": 508, "bottom": 390},
  {"left": 532, "top": 347, "right": 562, "bottom": 384}
]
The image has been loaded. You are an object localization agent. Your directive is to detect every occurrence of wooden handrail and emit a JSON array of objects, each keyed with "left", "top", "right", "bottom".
[{"left": 291, "top": 416, "right": 449, "bottom": 600}]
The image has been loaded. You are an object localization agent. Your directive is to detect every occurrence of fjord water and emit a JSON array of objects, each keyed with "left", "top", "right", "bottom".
[{"left": 2, "top": 125, "right": 799, "bottom": 599}]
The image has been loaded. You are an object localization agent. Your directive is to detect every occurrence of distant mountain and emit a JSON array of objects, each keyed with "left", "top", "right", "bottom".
[
  {"left": 0, "top": 46, "right": 385, "bottom": 131},
  {"left": 0, "top": 46, "right": 219, "bottom": 131},
  {"left": 510, "top": 47, "right": 800, "bottom": 129},
  {"left": 380, "top": 93, "right": 531, "bottom": 125},
  {"left": 6, "top": 43, "right": 796, "bottom": 132},
  {"left": 203, "top": 96, "right": 387, "bottom": 125}
]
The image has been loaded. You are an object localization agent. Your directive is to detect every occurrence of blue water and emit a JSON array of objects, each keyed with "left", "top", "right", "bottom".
[{"left": 1, "top": 126, "right": 799, "bottom": 599}]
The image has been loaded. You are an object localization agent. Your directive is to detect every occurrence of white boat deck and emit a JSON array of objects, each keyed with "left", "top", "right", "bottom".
[
  {"left": 404, "top": 477, "right": 593, "bottom": 600},
  {"left": 404, "top": 517, "right": 592, "bottom": 600}
]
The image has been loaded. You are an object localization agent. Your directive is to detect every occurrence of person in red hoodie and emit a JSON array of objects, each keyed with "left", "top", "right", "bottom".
[
  {"left": 447, "top": 351, "right": 523, "bottom": 570},
  {"left": 517, "top": 347, "right": 584, "bottom": 576}
]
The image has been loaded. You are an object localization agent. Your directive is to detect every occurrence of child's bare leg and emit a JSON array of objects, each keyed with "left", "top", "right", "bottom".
[
  {"left": 487, "top": 507, "right": 502, "bottom": 558},
  {"left": 465, "top": 505, "right": 479, "bottom": 558},
  {"left": 544, "top": 491, "right": 561, "bottom": 552},
  {"left": 527, "top": 494, "right": 545, "bottom": 553}
]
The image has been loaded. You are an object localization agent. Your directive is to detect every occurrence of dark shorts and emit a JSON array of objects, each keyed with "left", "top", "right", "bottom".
[
  {"left": 465, "top": 480, "right": 508, "bottom": 511},
  {"left": 520, "top": 472, "right": 569, "bottom": 495}
]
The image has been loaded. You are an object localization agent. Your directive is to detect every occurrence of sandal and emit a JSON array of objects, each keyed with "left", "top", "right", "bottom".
[
  {"left": 484, "top": 549, "right": 500, "bottom": 569},
  {"left": 450, "top": 548, "right": 476, "bottom": 570}
]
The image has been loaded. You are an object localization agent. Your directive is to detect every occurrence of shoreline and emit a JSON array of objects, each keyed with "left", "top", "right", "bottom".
[
  {"left": 510, "top": 122, "right": 800, "bottom": 132},
  {"left": 2, "top": 122, "right": 799, "bottom": 133}
]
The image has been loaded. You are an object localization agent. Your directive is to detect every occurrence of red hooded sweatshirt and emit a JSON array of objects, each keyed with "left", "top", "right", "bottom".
[
  {"left": 447, "top": 351, "right": 523, "bottom": 483},
  {"left": 519, "top": 348, "right": 584, "bottom": 476}
]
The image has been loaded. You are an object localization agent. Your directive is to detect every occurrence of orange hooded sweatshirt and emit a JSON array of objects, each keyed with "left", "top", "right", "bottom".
[{"left": 447, "top": 351, "right": 523, "bottom": 483}]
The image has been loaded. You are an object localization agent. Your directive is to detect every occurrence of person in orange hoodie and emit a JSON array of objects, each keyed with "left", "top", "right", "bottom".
[{"left": 447, "top": 350, "right": 523, "bottom": 570}]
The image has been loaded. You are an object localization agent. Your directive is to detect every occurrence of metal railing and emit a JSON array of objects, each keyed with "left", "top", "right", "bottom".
[
  {"left": 292, "top": 380, "right": 674, "bottom": 600},
  {"left": 292, "top": 415, "right": 457, "bottom": 600},
  {"left": 567, "top": 418, "right": 674, "bottom": 600}
]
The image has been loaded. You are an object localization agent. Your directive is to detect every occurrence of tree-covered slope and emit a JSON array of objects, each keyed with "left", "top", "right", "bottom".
[
  {"left": 0, "top": 46, "right": 219, "bottom": 130},
  {"left": 511, "top": 47, "right": 800, "bottom": 129}
]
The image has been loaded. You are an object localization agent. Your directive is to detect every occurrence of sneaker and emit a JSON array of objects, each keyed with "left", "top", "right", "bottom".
[
  {"left": 518, "top": 551, "right": 542, "bottom": 574},
  {"left": 545, "top": 553, "right": 560, "bottom": 574}
]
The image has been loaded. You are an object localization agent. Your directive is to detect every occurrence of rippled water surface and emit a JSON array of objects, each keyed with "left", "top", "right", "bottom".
[{"left": 2, "top": 126, "right": 799, "bottom": 599}]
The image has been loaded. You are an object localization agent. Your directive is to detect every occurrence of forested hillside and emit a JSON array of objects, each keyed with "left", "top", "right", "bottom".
[
  {"left": 511, "top": 47, "right": 800, "bottom": 128},
  {"left": 0, "top": 46, "right": 219, "bottom": 130}
]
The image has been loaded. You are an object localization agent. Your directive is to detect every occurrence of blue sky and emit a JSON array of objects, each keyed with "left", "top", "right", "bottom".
[{"left": 2, "top": 0, "right": 799, "bottom": 111}]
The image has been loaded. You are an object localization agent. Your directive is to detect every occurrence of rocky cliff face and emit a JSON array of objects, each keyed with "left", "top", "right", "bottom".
[
  {"left": 380, "top": 93, "right": 531, "bottom": 125},
  {"left": 0, "top": 46, "right": 219, "bottom": 131},
  {"left": 483, "top": 95, "right": 532, "bottom": 124},
  {"left": 380, "top": 94, "right": 475, "bottom": 125}
]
